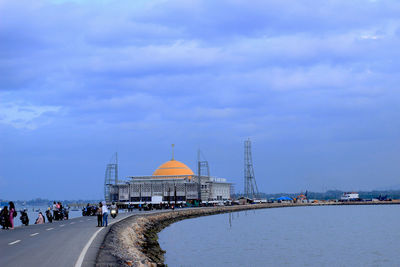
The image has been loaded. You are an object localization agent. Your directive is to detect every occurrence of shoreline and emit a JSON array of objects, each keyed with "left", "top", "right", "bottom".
[{"left": 96, "top": 201, "right": 400, "bottom": 266}]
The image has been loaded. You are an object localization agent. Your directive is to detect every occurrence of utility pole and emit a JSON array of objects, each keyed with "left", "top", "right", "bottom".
[
  {"left": 168, "top": 185, "right": 171, "bottom": 206},
  {"left": 174, "top": 182, "right": 177, "bottom": 207}
]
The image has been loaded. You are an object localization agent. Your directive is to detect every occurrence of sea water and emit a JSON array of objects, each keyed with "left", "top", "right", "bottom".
[
  {"left": 8, "top": 205, "right": 83, "bottom": 227},
  {"left": 159, "top": 205, "right": 400, "bottom": 267}
]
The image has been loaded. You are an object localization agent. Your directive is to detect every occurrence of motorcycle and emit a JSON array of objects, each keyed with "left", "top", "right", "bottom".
[
  {"left": 46, "top": 210, "right": 53, "bottom": 223},
  {"left": 20, "top": 210, "right": 29, "bottom": 226},
  {"left": 82, "top": 206, "right": 97, "bottom": 216},
  {"left": 53, "top": 210, "right": 63, "bottom": 221},
  {"left": 63, "top": 208, "right": 69, "bottom": 220},
  {"left": 110, "top": 208, "right": 118, "bottom": 218}
]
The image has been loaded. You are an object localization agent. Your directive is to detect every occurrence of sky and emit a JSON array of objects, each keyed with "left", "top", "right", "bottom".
[{"left": 1, "top": 0, "right": 400, "bottom": 200}]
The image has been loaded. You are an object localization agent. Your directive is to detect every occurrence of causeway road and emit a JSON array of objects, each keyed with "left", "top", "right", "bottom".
[{"left": 0, "top": 211, "right": 140, "bottom": 267}]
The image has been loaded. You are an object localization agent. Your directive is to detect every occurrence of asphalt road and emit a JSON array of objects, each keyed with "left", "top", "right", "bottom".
[{"left": 0, "top": 211, "right": 139, "bottom": 267}]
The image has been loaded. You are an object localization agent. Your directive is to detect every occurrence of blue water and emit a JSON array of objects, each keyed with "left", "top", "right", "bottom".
[
  {"left": 159, "top": 205, "right": 400, "bottom": 266},
  {"left": 1, "top": 205, "right": 83, "bottom": 227},
  {"left": 5, "top": 205, "right": 128, "bottom": 227}
]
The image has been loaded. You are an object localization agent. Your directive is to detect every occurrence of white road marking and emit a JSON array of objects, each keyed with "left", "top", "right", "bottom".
[
  {"left": 74, "top": 215, "right": 131, "bottom": 267},
  {"left": 8, "top": 240, "right": 21, "bottom": 245},
  {"left": 87, "top": 219, "right": 91, "bottom": 221},
  {"left": 30, "top": 233, "right": 39, "bottom": 236},
  {"left": 60, "top": 224, "right": 65, "bottom": 227},
  {"left": 70, "top": 222, "right": 75, "bottom": 224},
  {"left": 46, "top": 228, "right": 54, "bottom": 231},
  {"left": 79, "top": 220, "right": 83, "bottom": 222}
]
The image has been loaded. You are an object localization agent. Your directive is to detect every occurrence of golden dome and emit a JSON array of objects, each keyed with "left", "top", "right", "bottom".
[{"left": 152, "top": 159, "right": 194, "bottom": 177}]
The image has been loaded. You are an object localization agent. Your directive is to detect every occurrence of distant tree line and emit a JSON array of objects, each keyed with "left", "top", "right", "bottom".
[
  {"left": 3, "top": 190, "right": 400, "bottom": 204},
  {"left": 0, "top": 198, "right": 102, "bottom": 207},
  {"left": 234, "top": 190, "right": 400, "bottom": 200}
]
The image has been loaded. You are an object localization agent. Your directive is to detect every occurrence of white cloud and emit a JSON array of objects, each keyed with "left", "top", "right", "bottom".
[
  {"left": 0, "top": 101, "right": 61, "bottom": 130},
  {"left": 360, "top": 35, "right": 381, "bottom": 40}
]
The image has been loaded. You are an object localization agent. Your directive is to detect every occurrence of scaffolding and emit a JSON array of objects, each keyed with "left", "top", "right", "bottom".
[
  {"left": 197, "top": 149, "right": 210, "bottom": 202},
  {"left": 104, "top": 152, "right": 118, "bottom": 202}
]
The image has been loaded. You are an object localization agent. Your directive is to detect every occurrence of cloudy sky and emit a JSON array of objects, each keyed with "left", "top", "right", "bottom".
[{"left": 1, "top": 0, "right": 400, "bottom": 200}]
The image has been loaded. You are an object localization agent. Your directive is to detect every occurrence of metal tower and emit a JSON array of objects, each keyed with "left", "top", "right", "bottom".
[
  {"left": 104, "top": 152, "right": 118, "bottom": 202},
  {"left": 244, "top": 139, "right": 259, "bottom": 199},
  {"left": 197, "top": 150, "right": 210, "bottom": 202}
]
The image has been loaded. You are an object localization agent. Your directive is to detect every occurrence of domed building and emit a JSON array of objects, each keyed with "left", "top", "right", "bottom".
[
  {"left": 107, "top": 148, "right": 232, "bottom": 206},
  {"left": 152, "top": 159, "right": 194, "bottom": 177}
]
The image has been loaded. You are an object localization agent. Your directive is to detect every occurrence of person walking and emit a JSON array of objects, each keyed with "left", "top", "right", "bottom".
[
  {"left": 96, "top": 203, "right": 103, "bottom": 227},
  {"left": 101, "top": 201, "right": 108, "bottom": 227},
  {"left": 8, "top": 202, "right": 16, "bottom": 230}
]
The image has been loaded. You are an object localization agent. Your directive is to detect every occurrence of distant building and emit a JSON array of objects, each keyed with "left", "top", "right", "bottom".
[
  {"left": 107, "top": 158, "right": 231, "bottom": 205},
  {"left": 340, "top": 192, "right": 360, "bottom": 201}
]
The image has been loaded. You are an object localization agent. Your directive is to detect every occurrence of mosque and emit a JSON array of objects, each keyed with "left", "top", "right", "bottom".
[{"left": 107, "top": 149, "right": 232, "bottom": 205}]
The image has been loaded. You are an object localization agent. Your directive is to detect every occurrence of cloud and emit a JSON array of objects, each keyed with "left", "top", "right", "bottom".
[
  {"left": 0, "top": 100, "right": 61, "bottom": 130},
  {"left": 1, "top": 0, "right": 400, "bottom": 198}
]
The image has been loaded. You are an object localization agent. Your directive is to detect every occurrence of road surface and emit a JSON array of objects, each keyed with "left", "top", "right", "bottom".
[{"left": 0, "top": 211, "right": 138, "bottom": 267}]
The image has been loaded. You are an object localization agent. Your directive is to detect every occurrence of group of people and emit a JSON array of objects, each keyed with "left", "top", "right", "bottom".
[
  {"left": 1, "top": 201, "right": 117, "bottom": 229},
  {"left": 96, "top": 201, "right": 116, "bottom": 227},
  {"left": 0, "top": 201, "right": 16, "bottom": 230},
  {"left": 35, "top": 201, "right": 68, "bottom": 224}
]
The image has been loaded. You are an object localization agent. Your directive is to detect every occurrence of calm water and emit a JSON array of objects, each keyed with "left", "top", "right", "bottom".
[
  {"left": 5, "top": 205, "right": 128, "bottom": 227},
  {"left": 159, "top": 205, "right": 400, "bottom": 267},
  {"left": 1, "top": 206, "right": 83, "bottom": 227}
]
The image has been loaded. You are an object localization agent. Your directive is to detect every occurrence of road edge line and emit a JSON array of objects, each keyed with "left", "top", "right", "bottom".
[
  {"left": 74, "top": 215, "right": 133, "bottom": 267},
  {"left": 74, "top": 227, "right": 104, "bottom": 267}
]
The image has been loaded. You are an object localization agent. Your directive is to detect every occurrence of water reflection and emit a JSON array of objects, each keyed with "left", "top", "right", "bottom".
[{"left": 228, "top": 210, "right": 258, "bottom": 228}]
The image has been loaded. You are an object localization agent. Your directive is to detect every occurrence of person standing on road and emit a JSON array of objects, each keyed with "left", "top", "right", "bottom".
[
  {"left": 102, "top": 201, "right": 108, "bottom": 227},
  {"left": 52, "top": 201, "right": 57, "bottom": 219},
  {"left": 96, "top": 202, "right": 103, "bottom": 227},
  {"left": 8, "top": 202, "right": 16, "bottom": 230},
  {"left": 46, "top": 207, "right": 53, "bottom": 223},
  {"left": 0, "top": 206, "right": 9, "bottom": 229}
]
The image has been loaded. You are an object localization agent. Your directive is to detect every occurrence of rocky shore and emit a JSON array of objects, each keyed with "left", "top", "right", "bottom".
[{"left": 95, "top": 201, "right": 400, "bottom": 267}]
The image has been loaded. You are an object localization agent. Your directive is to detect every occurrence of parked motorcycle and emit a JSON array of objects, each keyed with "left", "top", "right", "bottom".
[
  {"left": 53, "top": 209, "right": 63, "bottom": 221},
  {"left": 82, "top": 206, "right": 97, "bottom": 216},
  {"left": 63, "top": 208, "right": 69, "bottom": 220},
  {"left": 20, "top": 210, "right": 29, "bottom": 226},
  {"left": 45, "top": 209, "right": 53, "bottom": 223}
]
